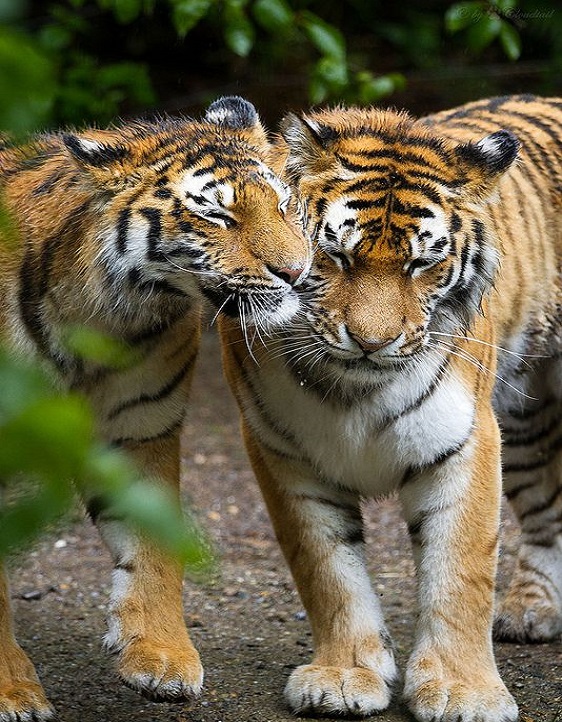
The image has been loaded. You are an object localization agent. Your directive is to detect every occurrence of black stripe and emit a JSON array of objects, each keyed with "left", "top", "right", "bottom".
[
  {"left": 504, "top": 397, "right": 555, "bottom": 421},
  {"left": 518, "top": 486, "right": 562, "bottom": 522},
  {"left": 502, "top": 413, "right": 561, "bottom": 447},
  {"left": 107, "top": 350, "right": 197, "bottom": 420},
  {"left": 86, "top": 495, "right": 125, "bottom": 524},
  {"left": 504, "top": 479, "right": 534, "bottom": 499},
  {"left": 140, "top": 207, "right": 163, "bottom": 261},
  {"left": 111, "top": 413, "right": 186, "bottom": 447},
  {"left": 32, "top": 168, "right": 66, "bottom": 195},
  {"left": 127, "top": 268, "right": 187, "bottom": 298},
  {"left": 116, "top": 207, "right": 130, "bottom": 254},
  {"left": 378, "top": 356, "right": 451, "bottom": 432},
  {"left": 502, "top": 433, "right": 562, "bottom": 473},
  {"left": 401, "top": 434, "right": 470, "bottom": 486},
  {"left": 343, "top": 528, "right": 365, "bottom": 545},
  {"left": 125, "top": 309, "right": 191, "bottom": 345},
  {"left": 295, "top": 493, "right": 360, "bottom": 518},
  {"left": 18, "top": 199, "right": 91, "bottom": 367},
  {"left": 240, "top": 362, "right": 304, "bottom": 452}
]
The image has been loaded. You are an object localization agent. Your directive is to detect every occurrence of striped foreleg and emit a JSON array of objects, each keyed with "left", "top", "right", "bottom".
[
  {"left": 243, "top": 428, "right": 397, "bottom": 718},
  {"left": 399, "top": 409, "right": 518, "bottom": 722},
  {"left": 88, "top": 430, "right": 203, "bottom": 701}
]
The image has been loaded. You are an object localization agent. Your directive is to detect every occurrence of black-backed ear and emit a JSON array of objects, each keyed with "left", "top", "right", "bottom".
[
  {"left": 280, "top": 113, "right": 338, "bottom": 151},
  {"left": 454, "top": 130, "right": 519, "bottom": 190},
  {"left": 62, "top": 134, "right": 130, "bottom": 168},
  {"left": 204, "top": 96, "right": 259, "bottom": 130},
  {"left": 279, "top": 113, "right": 339, "bottom": 179}
]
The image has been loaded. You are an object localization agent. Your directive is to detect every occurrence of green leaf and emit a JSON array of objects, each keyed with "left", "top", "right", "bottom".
[
  {"left": 0, "top": 28, "right": 55, "bottom": 133},
  {"left": 445, "top": 2, "right": 484, "bottom": 33},
  {"left": 0, "top": 395, "right": 94, "bottom": 480},
  {"left": 499, "top": 20, "right": 521, "bottom": 60},
  {"left": 112, "top": 0, "right": 143, "bottom": 23},
  {"left": 224, "top": 4, "right": 255, "bottom": 57},
  {"left": 301, "top": 11, "right": 346, "bottom": 60},
  {"left": 494, "top": 0, "right": 518, "bottom": 13},
  {"left": 253, "top": 0, "right": 293, "bottom": 32},
  {"left": 62, "top": 326, "right": 140, "bottom": 369},
  {"left": 308, "top": 55, "right": 348, "bottom": 103},
  {"left": 357, "top": 71, "right": 406, "bottom": 103},
  {"left": 315, "top": 56, "right": 348, "bottom": 88},
  {"left": 466, "top": 13, "right": 502, "bottom": 53},
  {"left": 171, "top": 0, "right": 213, "bottom": 36},
  {"left": 107, "top": 480, "right": 215, "bottom": 571}
]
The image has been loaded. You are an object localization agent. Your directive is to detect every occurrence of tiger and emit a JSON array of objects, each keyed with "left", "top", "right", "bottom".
[
  {"left": 0, "top": 95, "right": 310, "bottom": 721},
  {"left": 220, "top": 94, "right": 562, "bottom": 721}
]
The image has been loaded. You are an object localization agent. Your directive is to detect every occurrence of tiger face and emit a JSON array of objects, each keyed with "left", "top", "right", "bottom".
[
  {"left": 63, "top": 96, "right": 311, "bottom": 331},
  {"left": 278, "top": 108, "right": 518, "bottom": 382}
]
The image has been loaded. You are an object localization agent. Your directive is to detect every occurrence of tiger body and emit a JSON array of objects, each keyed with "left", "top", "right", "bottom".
[
  {"left": 0, "top": 97, "right": 310, "bottom": 721},
  {"left": 221, "top": 95, "right": 562, "bottom": 721}
]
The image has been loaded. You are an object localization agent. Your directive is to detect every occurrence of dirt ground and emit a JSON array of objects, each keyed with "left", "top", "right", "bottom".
[{"left": 9, "top": 329, "right": 562, "bottom": 722}]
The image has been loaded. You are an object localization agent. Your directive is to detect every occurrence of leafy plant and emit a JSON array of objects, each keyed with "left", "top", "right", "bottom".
[
  {"left": 445, "top": 0, "right": 522, "bottom": 60},
  {"left": 0, "top": 339, "right": 212, "bottom": 573}
]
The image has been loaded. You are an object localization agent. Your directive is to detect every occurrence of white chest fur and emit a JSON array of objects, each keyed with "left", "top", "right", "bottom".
[{"left": 247, "top": 358, "right": 475, "bottom": 496}]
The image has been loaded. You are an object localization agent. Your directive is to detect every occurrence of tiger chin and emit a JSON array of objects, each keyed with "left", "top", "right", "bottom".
[
  {"left": 221, "top": 95, "right": 562, "bottom": 721},
  {"left": 0, "top": 96, "right": 310, "bottom": 720}
]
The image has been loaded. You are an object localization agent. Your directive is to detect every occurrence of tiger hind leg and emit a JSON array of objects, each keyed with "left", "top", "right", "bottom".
[
  {"left": 495, "top": 401, "right": 562, "bottom": 642},
  {"left": 0, "top": 563, "right": 55, "bottom": 721}
]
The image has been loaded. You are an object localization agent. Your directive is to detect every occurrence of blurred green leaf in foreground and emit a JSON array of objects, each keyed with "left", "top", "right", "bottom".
[{"left": 0, "top": 342, "right": 214, "bottom": 576}]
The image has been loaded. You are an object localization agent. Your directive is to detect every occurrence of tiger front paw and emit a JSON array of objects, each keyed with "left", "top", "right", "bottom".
[
  {"left": 404, "top": 651, "right": 518, "bottom": 722},
  {"left": 285, "top": 663, "right": 395, "bottom": 718},
  {"left": 112, "top": 637, "right": 204, "bottom": 702},
  {"left": 0, "top": 681, "right": 55, "bottom": 722},
  {"left": 0, "top": 644, "right": 55, "bottom": 722}
]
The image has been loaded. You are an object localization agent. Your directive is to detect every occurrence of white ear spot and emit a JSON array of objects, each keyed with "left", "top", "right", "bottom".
[
  {"left": 205, "top": 108, "right": 230, "bottom": 125},
  {"left": 75, "top": 138, "right": 105, "bottom": 156},
  {"left": 476, "top": 135, "right": 501, "bottom": 157}
]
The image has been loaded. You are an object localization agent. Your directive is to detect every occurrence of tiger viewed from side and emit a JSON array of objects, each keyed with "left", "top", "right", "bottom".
[
  {"left": 221, "top": 95, "right": 562, "bottom": 721},
  {"left": 0, "top": 96, "right": 310, "bottom": 720}
]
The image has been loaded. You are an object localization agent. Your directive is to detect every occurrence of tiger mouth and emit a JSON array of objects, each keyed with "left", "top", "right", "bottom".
[{"left": 201, "top": 285, "right": 293, "bottom": 320}]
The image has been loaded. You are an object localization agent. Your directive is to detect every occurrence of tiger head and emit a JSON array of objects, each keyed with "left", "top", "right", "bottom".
[
  {"left": 276, "top": 107, "right": 519, "bottom": 380},
  {"left": 62, "top": 96, "right": 311, "bottom": 330}
]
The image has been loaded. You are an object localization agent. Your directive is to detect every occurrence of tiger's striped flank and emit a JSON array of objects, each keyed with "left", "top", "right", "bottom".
[{"left": 221, "top": 95, "right": 562, "bottom": 721}]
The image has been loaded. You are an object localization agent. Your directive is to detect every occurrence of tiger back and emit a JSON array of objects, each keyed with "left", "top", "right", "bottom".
[
  {"left": 0, "top": 96, "right": 310, "bottom": 720},
  {"left": 220, "top": 95, "right": 562, "bottom": 721}
]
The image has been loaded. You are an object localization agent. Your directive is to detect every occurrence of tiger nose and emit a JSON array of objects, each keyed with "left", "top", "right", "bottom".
[
  {"left": 350, "top": 332, "right": 399, "bottom": 353},
  {"left": 267, "top": 264, "right": 306, "bottom": 286}
]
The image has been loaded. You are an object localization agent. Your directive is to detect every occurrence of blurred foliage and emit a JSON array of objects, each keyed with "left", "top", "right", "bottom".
[
  {"left": 0, "top": 0, "right": 560, "bottom": 130},
  {"left": 0, "top": 332, "right": 213, "bottom": 573}
]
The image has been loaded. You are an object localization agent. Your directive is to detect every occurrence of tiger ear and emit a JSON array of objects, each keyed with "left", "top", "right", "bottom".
[
  {"left": 454, "top": 130, "right": 519, "bottom": 193},
  {"left": 204, "top": 95, "right": 268, "bottom": 146},
  {"left": 63, "top": 134, "right": 129, "bottom": 166},
  {"left": 63, "top": 133, "right": 134, "bottom": 189},
  {"left": 205, "top": 95, "right": 259, "bottom": 129},
  {"left": 279, "top": 113, "right": 339, "bottom": 179}
]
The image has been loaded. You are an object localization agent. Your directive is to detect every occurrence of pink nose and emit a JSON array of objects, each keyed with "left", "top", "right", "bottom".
[
  {"left": 350, "top": 332, "right": 399, "bottom": 353},
  {"left": 268, "top": 265, "right": 305, "bottom": 286}
]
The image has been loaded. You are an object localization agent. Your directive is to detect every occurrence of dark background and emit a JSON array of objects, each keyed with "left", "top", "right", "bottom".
[{"left": 5, "top": 0, "right": 562, "bottom": 133}]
